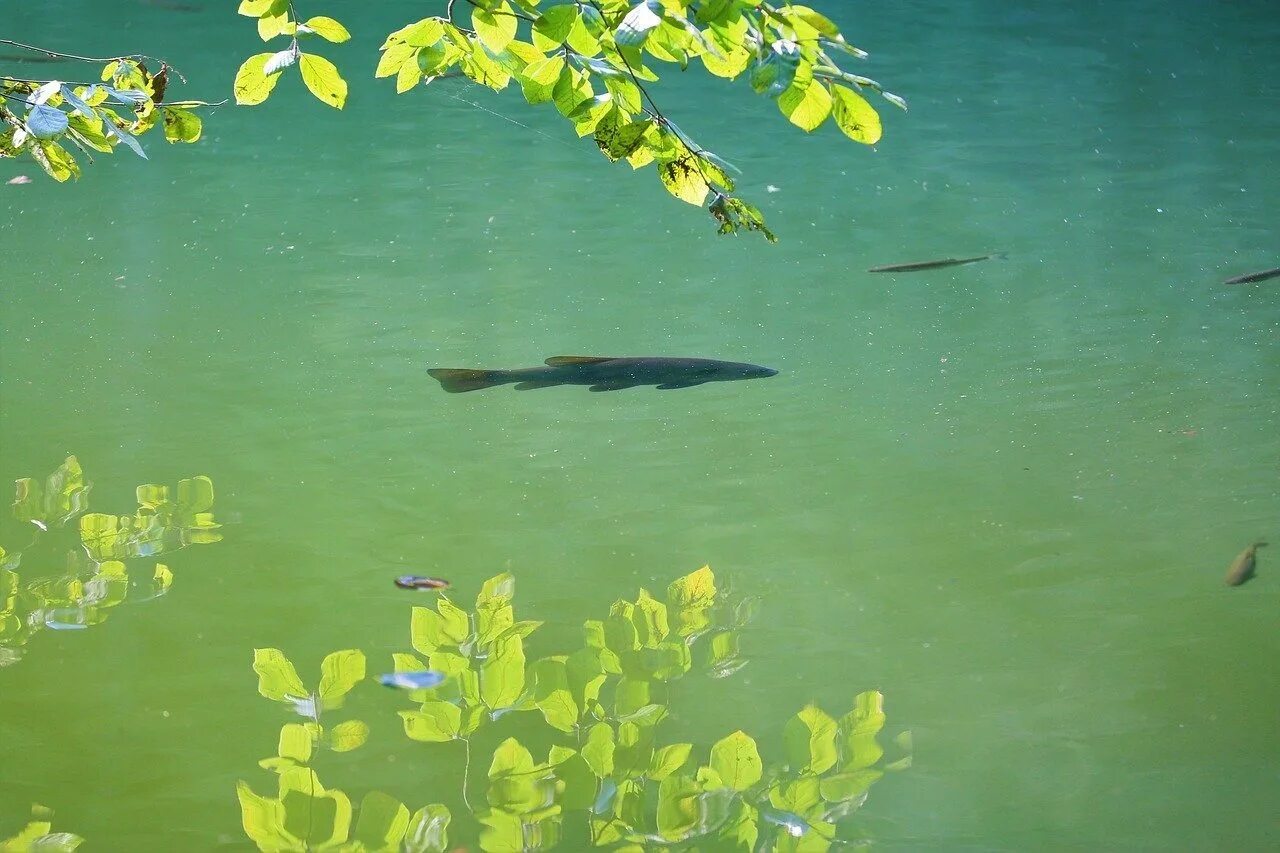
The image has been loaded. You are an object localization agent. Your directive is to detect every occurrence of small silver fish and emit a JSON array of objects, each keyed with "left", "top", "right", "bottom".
[
  {"left": 868, "top": 252, "right": 1006, "bottom": 273},
  {"left": 1223, "top": 267, "right": 1280, "bottom": 286},
  {"left": 1224, "top": 541, "right": 1267, "bottom": 586},
  {"left": 379, "top": 671, "right": 445, "bottom": 690}
]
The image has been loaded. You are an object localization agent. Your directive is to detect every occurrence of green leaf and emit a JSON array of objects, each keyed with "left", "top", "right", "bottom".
[
  {"left": 517, "top": 54, "right": 565, "bottom": 104},
  {"left": 234, "top": 53, "right": 283, "bottom": 105},
  {"left": 161, "top": 107, "right": 202, "bottom": 143},
  {"left": 668, "top": 564, "right": 715, "bottom": 608},
  {"left": 397, "top": 52, "right": 423, "bottom": 93},
  {"left": 488, "top": 736, "right": 536, "bottom": 779},
  {"left": 614, "top": 678, "right": 650, "bottom": 717},
  {"left": 553, "top": 751, "right": 597, "bottom": 811},
  {"left": 784, "top": 704, "right": 839, "bottom": 775},
  {"left": 565, "top": 647, "right": 607, "bottom": 714},
  {"left": 831, "top": 84, "right": 881, "bottom": 144},
  {"left": 552, "top": 66, "right": 593, "bottom": 117},
  {"left": 238, "top": 0, "right": 277, "bottom": 15},
  {"left": 318, "top": 649, "right": 365, "bottom": 704},
  {"left": 384, "top": 17, "right": 446, "bottom": 48},
  {"left": 819, "top": 769, "right": 882, "bottom": 803},
  {"left": 778, "top": 80, "right": 832, "bottom": 132},
  {"left": 377, "top": 42, "right": 419, "bottom": 78},
  {"left": 327, "top": 719, "right": 369, "bottom": 752},
  {"left": 656, "top": 773, "right": 735, "bottom": 843},
  {"left": 533, "top": 5, "right": 577, "bottom": 49},
  {"left": 302, "top": 16, "right": 351, "bottom": 43},
  {"left": 352, "top": 791, "right": 409, "bottom": 850},
  {"left": 582, "top": 723, "right": 615, "bottom": 777},
  {"left": 709, "top": 730, "right": 762, "bottom": 791},
  {"left": 472, "top": 3, "right": 518, "bottom": 54},
  {"left": 404, "top": 804, "right": 450, "bottom": 853},
  {"left": 480, "top": 633, "right": 526, "bottom": 711},
  {"left": 533, "top": 657, "right": 578, "bottom": 733},
  {"left": 253, "top": 648, "right": 308, "bottom": 702},
  {"left": 400, "top": 701, "right": 462, "bottom": 741},
  {"left": 648, "top": 743, "right": 692, "bottom": 780},
  {"left": 299, "top": 53, "right": 347, "bottom": 109},
  {"left": 632, "top": 589, "right": 670, "bottom": 648},
  {"left": 276, "top": 722, "right": 314, "bottom": 764},
  {"left": 658, "top": 155, "right": 710, "bottom": 206},
  {"left": 838, "top": 690, "right": 885, "bottom": 769},
  {"left": 616, "top": 1, "right": 662, "bottom": 48}
]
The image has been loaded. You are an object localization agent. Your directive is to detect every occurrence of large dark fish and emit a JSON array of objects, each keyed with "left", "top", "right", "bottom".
[
  {"left": 1223, "top": 267, "right": 1280, "bottom": 285},
  {"left": 428, "top": 356, "right": 778, "bottom": 393},
  {"left": 868, "top": 252, "right": 1005, "bottom": 273},
  {"left": 1224, "top": 541, "right": 1267, "bottom": 587}
]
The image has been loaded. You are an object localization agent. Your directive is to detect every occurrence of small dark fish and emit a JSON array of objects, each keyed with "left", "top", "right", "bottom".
[
  {"left": 395, "top": 575, "right": 450, "bottom": 590},
  {"left": 380, "top": 671, "right": 445, "bottom": 690},
  {"left": 428, "top": 356, "right": 778, "bottom": 393},
  {"left": 1225, "top": 541, "right": 1267, "bottom": 586},
  {"left": 868, "top": 252, "right": 1006, "bottom": 273},
  {"left": 1223, "top": 267, "right": 1280, "bottom": 286}
]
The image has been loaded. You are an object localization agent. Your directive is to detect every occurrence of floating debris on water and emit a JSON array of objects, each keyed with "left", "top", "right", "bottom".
[
  {"left": 395, "top": 575, "right": 450, "bottom": 590},
  {"left": 1224, "top": 541, "right": 1267, "bottom": 587},
  {"left": 868, "top": 252, "right": 1006, "bottom": 273},
  {"left": 379, "top": 671, "right": 445, "bottom": 690},
  {"left": 7, "top": 176, "right": 32, "bottom": 185}
]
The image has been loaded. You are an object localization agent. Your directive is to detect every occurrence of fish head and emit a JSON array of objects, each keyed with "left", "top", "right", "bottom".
[{"left": 720, "top": 361, "right": 778, "bottom": 381}]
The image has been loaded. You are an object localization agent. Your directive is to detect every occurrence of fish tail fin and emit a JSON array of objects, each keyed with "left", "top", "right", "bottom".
[
  {"left": 428, "top": 368, "right": 509, "bottom": 393},
  {"left": 1257, "top": 541, "right": 1269, "bottom": 548},
  {"left": 989, "top": 251, "right": 1009, "bottom": 261}
]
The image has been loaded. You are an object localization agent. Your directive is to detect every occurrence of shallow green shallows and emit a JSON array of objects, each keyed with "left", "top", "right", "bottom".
[{"left": 2, "top": 0, "right": 1279, "bottom": 850}]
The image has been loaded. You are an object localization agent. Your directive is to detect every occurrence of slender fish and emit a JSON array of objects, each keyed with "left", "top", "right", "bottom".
[
  {"left": 868, "top": 252, "right": 1005, "bottom": 273},
  {"left": 429, "top": 356, "right": 778, "bottom": 393},
  {"left": 1224, "top": 541, "right": 1267, "bottom": 587},
  {"left": 1223, "top": 267, "right": 1280, "bottom": 286}
]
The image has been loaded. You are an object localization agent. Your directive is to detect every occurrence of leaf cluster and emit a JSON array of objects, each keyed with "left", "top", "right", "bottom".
[
  {"left": 1, "top": 56, "right": 212, "bottom": 181},
  {"left": 235, "top": 565, "right": 909, "bottom": 851},
  {"left": 1, "top": 457, "right": 214, "bottom": 664},
  {"left": 235, "top": 0, "right": 903, "bottom": 241}
]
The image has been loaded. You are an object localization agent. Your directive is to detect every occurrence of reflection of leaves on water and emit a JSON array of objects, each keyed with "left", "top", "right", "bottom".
[
  {"left": 0, "top": 803, "right": 83, "bottom": 851},
  {"left": 235, "top": 565, "right": 910, "bottom": 851},
  {"left": 0, "top": 457, "right": 218, "bottom": 668}
]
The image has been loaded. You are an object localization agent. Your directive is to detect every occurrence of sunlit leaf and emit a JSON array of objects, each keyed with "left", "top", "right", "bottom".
[
  {"left": 328, "top": 719, "right": 369, "bottom": 752},
  {"left": 234, "top": 53, "right": 283, "bottom": 105},
  {"left": 302, "top": 16, "right": 351, "bottom": 43},
  {"left": 819, "top": 769, "right": 882, "bottom": 803},
  {"left": 582, "top": 723, "right": 615, "bottom": 778},
  {"left": 253, "top": 648, "right": 308, "bottom": 702},
  {"left": 784, "top": 704, "right": 838, "bottom": 775},
  {"left": 778, "top": 79, "right": 832, "bottom": 132},
  {"left": 277, "top": 722, "right": 313, "bottom": 764},
  {"left": 838, "top": 690, "right": 885, "bottom": 769},
  {"left": 480, "top": 633, "right": 526, "bottom": 711},
  {"left": 532, "top": 657, "right": 578, "bottom": 733},
  {"left": 400, "top": 701, "right": 461, "bottom": 742},
  {"left": 472, "top": 3, "right": 518, "bottom": 54},
  {"left": 710, "top": 730, "right": 762, "bottom": 791},
  {"left": 648, "top": 743, "right": 692, "bottom": 780},
  {"left": 658, "top": 155, "right": 710, "bottom": 206},
  {"left": 318, "top": 649, "right": 366, "bottom": 705},
  {"left": 656, "top": 773, "right": 736, "bottom": 843},
  {"left": 351, "top": 790, "right": 409, "bottom": 850},
  {"left": 616, "top": 0, "right": 663, "bottom": 48},
  {"left": 831, "top": 84, "right": 881, "bottom": 144},
  {"left": 299, "top": 53, "right": 347, "bottom": 109}
]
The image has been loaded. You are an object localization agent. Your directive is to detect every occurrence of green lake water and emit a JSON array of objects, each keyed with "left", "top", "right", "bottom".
[{"left": 2, "top": 0, "right": 1279, "bottom": 849}]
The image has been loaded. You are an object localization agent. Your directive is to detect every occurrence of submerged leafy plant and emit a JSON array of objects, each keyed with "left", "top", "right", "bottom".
[
  {"left": 238, "top": 566, "right": 908, "bottom": 850},
  {"left": 0, "top": 804, "right": 82, "bottom": 852},
  {"left": 0, "top": 456, "right": 219, "bottom": 666}
]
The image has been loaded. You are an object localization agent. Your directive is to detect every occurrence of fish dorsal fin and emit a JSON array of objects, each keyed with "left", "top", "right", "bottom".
[{"left": 545, "top": 356, "right": 614, "bottom": 366}]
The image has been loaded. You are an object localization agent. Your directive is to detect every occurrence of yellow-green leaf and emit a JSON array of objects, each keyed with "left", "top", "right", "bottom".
[
  {"left": 784, "top": 703, "right": 839, "bottom": 774},
  {"left": 778, "top": 79, "right": 832, "bottom": 132},
  {"left": 317, "top": 649, "right": 365, "bottom": 703},
  {"left": 709, "top": 730, "right": 762, "bottom": 791},
  {"left": 831, "top": 84, "right": 882, "bottom": 144},
  {"left": 400, "top": 701, "right": 462, "bottom": 742},
  {"left": 253, "top": 648, "right": 308, "bottom": 702},
  {"left": 328, "top": 719, "right": 370, "bottom": 752},
  {"left": 397, "top": 50, "right": 423, "bottom": 93},
  {"left": 472, "top": 3, "right": 518, "bottom": 54},
  {"left": 161, "top": 107, "right": 202, "bottom": 143},
  {"left": 303, "top": 16, "right": 350, "bottom": 43},
  {"left": 658, "top": 155, "right": 710, "bottom": 206},
  {"left": 234, "top": 53, "right": 283, "bottom": 105},
  {"left": 377, "top": 43, "right": 418, "bottom": 78},
  {"left": 299, "top": 53, "right": 347, "bottom": 109}
]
